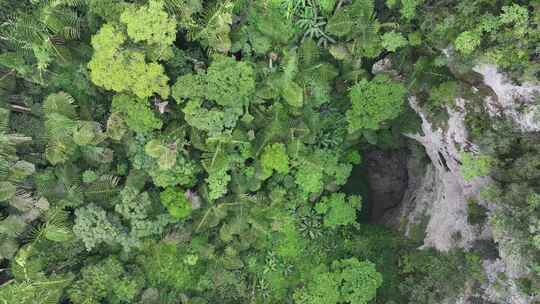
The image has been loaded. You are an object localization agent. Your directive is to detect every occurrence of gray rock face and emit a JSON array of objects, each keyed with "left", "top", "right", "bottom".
[
  {"left": 400, "top": 96, "right": 532, "bottom": 303},
  {"left": 473, "top": 64, "right": 540, "bottom": 132},
  {"left": 393, "top": 97, "right": 491, "bottom": 251}
]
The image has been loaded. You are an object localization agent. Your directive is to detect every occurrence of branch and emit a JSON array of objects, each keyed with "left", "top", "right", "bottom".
[{"left": 10, "top": 104, "right": 31, "bottom": 113}]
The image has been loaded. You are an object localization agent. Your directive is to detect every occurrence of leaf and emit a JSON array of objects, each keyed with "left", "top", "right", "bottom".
[
  {"left": 9, "top": 161, "right": 35, "bottom": 182},
  {"left": 158, "top": 148, "right": 177, "bottom": 170},
  {"left": 45, "top": 224, "right": 73, "bottom": 242},
  {"left": 320, "top": 0, "right": 337, "bottom": 16},
  {"left": 43, "top": 92, "right": 78, "bottom": 119},
  {"left": 145, "top": 139, "right": 166, "bottom": 158},
  {"left": 326, "top": 9, "right": 353, "bottom": 37},
  {"left": 329, "top": 44, "right": 351, "bottom": 60},
  {"left": 282, "top": 81, "right": 304, "bottom": 107},
  {"left": 0, "top": 181, "right": 16, "bottom": 201},
  {"left": 381, "top": 31, "right": 408, "bottom": 52}
]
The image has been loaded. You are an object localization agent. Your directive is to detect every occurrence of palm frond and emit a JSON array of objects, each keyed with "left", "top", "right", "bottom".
[
  {"left": 10, "top": 189, "right": 37, "bottom": 212},
  {"left": 40, "top": 6, "right": 82, "bottom": 40},
  {"left": 83, "top": 174, "right": 120, "bottom": 202},
  {"left": 299, "top": 38, "right": 321, "bottom": 67},
  {"left": 0, "top": 156, "right": 9, "bottom": 178},
  {"left": 42, "top": 207, "right": 72, "bottom": 242},
  {"left": 46, "top": 0, "right": 87, "bottom": 8},
  {"left": 3, "top": 14, "right": 48, "bottom": 48},
  {"left": 56, "top": 163, "right": 82, "bottom": 189},
  {"left": 42, "top": 92, "right": 77, "bottom": 118},
  {"left": 0, "top": 108, "right": 10, "bottom": 133}
]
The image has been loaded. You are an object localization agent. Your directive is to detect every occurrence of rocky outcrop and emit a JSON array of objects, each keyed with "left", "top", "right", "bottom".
[
  {"left": 473, "top": 64, "right": 540, "bottom": 132},
  {"left": 382, "top": 96, "right": 491, "bottom": 251}
]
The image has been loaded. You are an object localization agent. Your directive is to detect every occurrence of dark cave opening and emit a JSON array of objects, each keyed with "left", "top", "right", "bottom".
[{"left": 343, "top": 148, "right": 410, "bottom": 223}]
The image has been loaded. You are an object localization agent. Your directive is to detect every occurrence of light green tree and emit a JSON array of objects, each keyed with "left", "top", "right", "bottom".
[
  {"left": 346, "top": 74, "right": 407, "bottom": 132},
  {"left": 261, "top": 143, "right": 290, "bottom": 178},
  {"left": 88, "top": 1, "right": 176, "bottom": 99},
  {"left": 293, "top": 258, "right": 382, "bottom": 304}
]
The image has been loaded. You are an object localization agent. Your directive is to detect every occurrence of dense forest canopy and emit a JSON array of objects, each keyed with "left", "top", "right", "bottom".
[{"left": 0, "top": 0, "right": 538, "bottom": 303}]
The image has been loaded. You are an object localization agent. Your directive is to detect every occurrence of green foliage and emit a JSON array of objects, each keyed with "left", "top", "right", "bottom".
[
  {"left": 43, "top": 92, "right": 78, "bottom": 164},
  {"left": 0, "top": 274, "right": 73, "bottom": 304},
  {"left": 137, "top": 241, "right": 202, "bottom": 291},
  {"left": 428, "top": 81, "right": 458, "bottom": 109},
  {"left": 293, "top": 268, "right": 340, "bottom": 304},
  {"left": 160, "top": 187, "right": 192, "bottom": 219},
  {"left": 467, "top": 198, "right": 488, "bottom": 225},
  {"left": 73, "top": 187, "right": 171, "bottom": 252},
  {"left": 205, "top": 55, "right": 255, "bottom": 108},
  {"left": 399, "top": 0, "right": 424, "bottom": 20},
  {"left": 399, "top": 249, "right": 484, "bottom": 304},
  {"left": 381, "top": 31, "right": 408, "bottom": 52},
  {"left": 111, "top": 94, "right": 162, "bottom": 134},
  {"left": 460, "top": 152, "right": 493, "bottom": 181},
  {"left": 172, "top": 55, "right": 255, "bottom": 137},
  {"left": 332, "top": 258, "right": 383, "bottom": 303},
  {"left": 3, "top": 0, "right": 538, "bottom": 303},
  {"left": 448, "top": 3, "right": 535, "bottom": 73},
  {"left": 88, "top": 24, "right": 170, "bottom": 98},
  {"left": 73, "top": 203, "right": 124, "bottom": 251},
  {"left": 0, "top": 0, "right": 83, "bottom": 81},
  {"left": 205, "top": 163, "right": 231, "bottom": 201},
  {"left": 282, "top": 81, "right": 304, "bottom": 107},
  {"left": 326, "top": 0, "right": 383, "bottom": 59},
  {"left": 261, "top": 143, "right": 290, "bottom": 178},
  {"left": 68, "top": 256, "right": 143, "bottom": 304},
  {"left": 455, "top": 31, "right": 481, "bottom": 55},
  {"left": 120, "top": 0, "right": 177, "bottom": 48},
  {"left": 295, "top": 149, "right": 353, "bottom": 196},
  {"left": 346, "top": 75, "right": 407, "bottom": 132},
  {"left": 293, "top": 258, "right": 382, "bottom": 304},
  {"left": 35, "top": 208, "right": 73, "bottom": 243},
  {"left": 173, "top": 55, "right": 256, "bottom": 107},
  {"left": 315, "top": 193, "right": 360, "bottom": 229},
  {"left": 192, "top": 2, "right": 234, "bottom": 53}
]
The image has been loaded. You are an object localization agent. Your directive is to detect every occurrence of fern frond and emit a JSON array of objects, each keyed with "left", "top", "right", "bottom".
[
  {"left": 45, "top": 207, "right": 69, "bottom": 227},
  {"left": 0, "top": 108, "right": 9, "bottom": 133},
  {"left": 164, "top": 0, "right": 202, "bottom": 18},
  {"left": 56, "top": 163, "right": 82, "bottom": 189},
  {"left": 58, "top": 185, "right": 84, "bottom": 208},
  {"left": 40, "top": 6, "right": 82, "bottom": 40},
  {"left": 4, "top": 14, "right": 48, "bottom": 48},
  {"left": 41, "top": 207, "right": 72, "bottom": 242},
  {"left": 238, "top": 193, "right": 265, "bottom": 203},
  {"left": 42, "top": 91, "right": 77, "bottom": 118},
  {"left": 9, "top": 189, "right": 37, "bottom": 212},
  {"left": 0, "top": 156, "right": 9, "bottom": 178},
  {"left": 47, "top": 0, "right": 87, "bottom": 8},
  {"left": 0, "top": 275, "right": 72, "bottom": 304},
  {"left": 27, "top": 224, "right": 47, "bottom": 243},
  {"left": 83, "top": 175, "right": 120, "bottom": 202},
  {"left": 299, "top": 38, "right": 320, "bottom": 67}
]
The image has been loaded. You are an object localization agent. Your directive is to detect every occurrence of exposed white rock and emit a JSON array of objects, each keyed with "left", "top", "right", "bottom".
[
  {"left": 474, "top": 63, "right": 540, "bottom": 132},
  {"left": 399, "top": 97, "right": 491, "bottom": 251},
  {"left": 482, "top": 259, "right": 533, "bottom": 304},
  {"left": 372, "top": 57, "right": 393, "bottom": 75}
]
